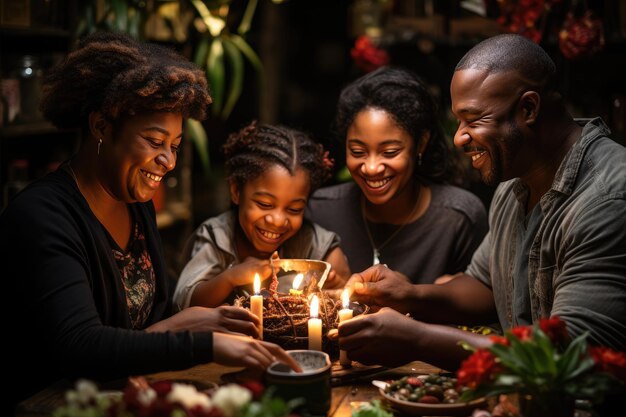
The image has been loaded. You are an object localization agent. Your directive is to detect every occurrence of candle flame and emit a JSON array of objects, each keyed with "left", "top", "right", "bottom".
[
  {"left": 253, "top": 273, "right": 260, "bottom": 294},
  {"left": 292, "top": 273, "right": 304, "bottom": 290},
  {"left": 310, "top": 294, "right": 319, "bottom": 318},
  {"left": 342, "top": 288, "right": 350, "bottom": 309}
]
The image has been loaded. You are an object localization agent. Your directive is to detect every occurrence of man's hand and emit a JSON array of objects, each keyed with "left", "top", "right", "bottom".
[
  {"left": 338, "top": 307, "right": 421, "bottom": 367},
  {"left": 346, "top": 264, "right": 416, "bottom": 313}
]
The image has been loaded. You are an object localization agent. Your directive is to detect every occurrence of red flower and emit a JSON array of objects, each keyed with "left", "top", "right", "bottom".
[
  {"left": 589, "top": 346, "right": 626, "bottom": 382},
  {"left": 457, "top": 349, "right": 502, "bottom": 389},
  {"left": 558, "top": 11, "right": 605, "bottom": 59},
  {"left": 490, "top": 335, "right": 510, "bottom": 346},
  {"left": 539, "top": 316, "right": 569, "bottom": 345},
  {"left": 510, "top": 325, "right": 533, "bottom": 341},
  {"left": 351, "top": 35, "right": 389, "bottom": 73}
]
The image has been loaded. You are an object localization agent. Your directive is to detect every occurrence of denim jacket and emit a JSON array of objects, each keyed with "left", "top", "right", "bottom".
[{"left": 467, "top": 118, "right": 626, "bottom": 350}]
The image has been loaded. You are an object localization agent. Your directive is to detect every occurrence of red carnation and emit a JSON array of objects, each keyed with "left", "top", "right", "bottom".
[
  {"left": 510, "top": 325, "right": 533, "bottom": 341},
  {"left": 457, "top": 349, "right": 502, "bottom": 389},
  {"left": 351, "top": 35, "right": 389, "bottom": 73},
  {"left": 539, "top": 316, "right": 569, "bottom": 345},
  {"left": 589, "top": 346, "right": 626, "bottom": 382}
]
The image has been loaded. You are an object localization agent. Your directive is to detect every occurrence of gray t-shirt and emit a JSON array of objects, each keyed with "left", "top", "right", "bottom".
[
  {"left": 306, "top": 182, "right": 488, "bottom": 283},
  {"left": 174, "top": 209, "right": 341, "bottom": 310},
  {"left": 467, "top": 118, "right": 626, "bottom": 351}
]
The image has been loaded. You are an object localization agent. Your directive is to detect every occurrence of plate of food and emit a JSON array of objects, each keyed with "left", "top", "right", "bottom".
[{"left": 376, "top": 374, "right": 487, "bottom": 416}]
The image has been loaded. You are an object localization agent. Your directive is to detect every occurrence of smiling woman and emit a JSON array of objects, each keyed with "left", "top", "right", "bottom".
[
  {"left": 0, "top": 31, "right": 302, "bottom": 414},
  {"left": 307, "top": 66, "right": 488, "bottom": 282}
]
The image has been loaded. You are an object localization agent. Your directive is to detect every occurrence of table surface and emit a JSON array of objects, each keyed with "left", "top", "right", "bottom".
[{"left": 15, "top": 360, "right": 446, "bottom": 417}]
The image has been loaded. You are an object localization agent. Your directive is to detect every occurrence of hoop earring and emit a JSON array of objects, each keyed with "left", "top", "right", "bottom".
[
  {"left": 418, "top": 153, "right": 422, "bottom": 167},
  {"left": 97, "top": 138, "right": 102, "bottom": 155}
]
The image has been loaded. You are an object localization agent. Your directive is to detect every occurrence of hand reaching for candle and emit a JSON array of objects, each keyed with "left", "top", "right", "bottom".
[
  {"left": 213, "top": 333, "right": 302, "bottom": 374},
  {"left": 337, "top": 307, "right": 421, "bottom": 367},
  {"left": 346, "top": 264, "right": 416, "bottom": 313},
  {"left": 146, "top": 306, "right": 260, "bottom": 338}
]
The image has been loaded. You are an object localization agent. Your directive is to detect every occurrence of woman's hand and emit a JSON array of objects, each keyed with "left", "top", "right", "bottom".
[
  {"left": 213, "top": 333, "right": 302, "bottom": 375},
  {"left": 146, "top": 306, "right": 260, "bottom": 337}
]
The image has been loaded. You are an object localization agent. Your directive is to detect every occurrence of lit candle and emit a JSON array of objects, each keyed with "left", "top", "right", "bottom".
[
  {"left": 289, "top": 273, "right": 304, "bottom": 296},
  {"left": 250, "top": 273, "right": 263, "bottom": 340},
  {"left": 308, "top": 294, "right": 322, "bottom": 351},
  {"left": 338, "top": 288, "right": 353, "bottom": 366}
]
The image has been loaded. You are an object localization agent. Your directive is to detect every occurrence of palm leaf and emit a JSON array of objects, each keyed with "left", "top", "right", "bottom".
[
  {"left": 221, "top": 37, "right": 244, "bottom": 119},
  {"left": 185, "top": 119, "right": 211, "bottom": 175},
  {"left": 207, "top": 37, "right": 225, "bottom": 116}
]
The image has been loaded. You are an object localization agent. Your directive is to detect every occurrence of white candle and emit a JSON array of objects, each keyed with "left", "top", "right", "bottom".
[
  {"left": 289, "top": 273, "right": 304, "bottom": 296},
  {"left": 338, "top": 288, "right": 353, "bottom": 366},
  {"left": 250, "top": 273, "right": 263, "bottom": 340},
  {"left": 308, "top": 294, "right": 322, "bottom": 351}
]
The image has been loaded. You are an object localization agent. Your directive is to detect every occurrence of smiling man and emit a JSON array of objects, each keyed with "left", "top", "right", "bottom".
[{"left": 337, "top": 34, "right": 626, "bottom": 374}]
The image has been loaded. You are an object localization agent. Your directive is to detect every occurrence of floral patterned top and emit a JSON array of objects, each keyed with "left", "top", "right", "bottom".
[{"left": 109, "top": 219, "right": 156, "bottom": 329}]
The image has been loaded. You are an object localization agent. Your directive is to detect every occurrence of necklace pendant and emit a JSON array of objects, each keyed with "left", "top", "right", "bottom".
[{"left": 373, "top": 249, "right": 380, "bottom": 266}]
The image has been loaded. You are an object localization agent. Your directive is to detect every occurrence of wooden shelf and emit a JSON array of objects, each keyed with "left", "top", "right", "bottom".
[
  {"left": 0, "top": 121, "right": 65, "bottom": 138},
  {"left": 156, "top": 201, "right": 192, "bottom": 229}
]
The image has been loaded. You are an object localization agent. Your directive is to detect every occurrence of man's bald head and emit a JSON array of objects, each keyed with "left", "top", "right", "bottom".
[{"left": 455, "top": 34, "right": 556, "bottom": 92}]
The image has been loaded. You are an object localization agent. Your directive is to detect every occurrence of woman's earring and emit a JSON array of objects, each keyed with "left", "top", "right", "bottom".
[
  {"left": 97, "top": 138, "right": 103, "bottom": 155},
  {"left": 418, "top": 153, "right": 422, "bottom": 167}
]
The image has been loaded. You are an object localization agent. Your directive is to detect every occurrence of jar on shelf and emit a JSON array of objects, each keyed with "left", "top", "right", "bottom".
[{"left": 16, "top": 55, "right": 44, "bottom": 123}]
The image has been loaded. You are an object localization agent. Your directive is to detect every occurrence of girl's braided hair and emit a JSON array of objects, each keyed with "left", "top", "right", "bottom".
[{"left": 223, "top": 121, "right": 333, "bottom": 193}]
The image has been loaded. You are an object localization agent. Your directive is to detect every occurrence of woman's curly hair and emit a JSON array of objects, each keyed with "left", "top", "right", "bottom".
[
  {"left": 40, "top": 31, "right": 212, "bottom": 132},
  {"left": 223, "top": 121, "right": 333, "bottom": 194},
  {"left": 334, "top": 66, "right": 453, "bottom": 183}
]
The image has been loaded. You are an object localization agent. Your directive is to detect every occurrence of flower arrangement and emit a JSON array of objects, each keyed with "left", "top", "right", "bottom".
[
  {"left": 456, "top": 316, "right": 626, "bottom": 414},
  {"left": 494, "top": 0, "right": 605, "bottom": 59},
  {"left": 350, "top": 35, "right": 390, "bottom": 73},
  {"left": 52, "top": 378, "right": 302, "bottom": 417}
]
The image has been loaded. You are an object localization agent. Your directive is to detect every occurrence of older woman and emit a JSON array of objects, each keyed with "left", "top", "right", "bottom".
[{"left": 1, "top": 32, "right": 298, "bottom": 410}]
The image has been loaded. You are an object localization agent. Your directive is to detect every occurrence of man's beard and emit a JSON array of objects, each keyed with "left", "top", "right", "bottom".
[{"left": 481, "top": 121, "right": 524, "bottom": 186}]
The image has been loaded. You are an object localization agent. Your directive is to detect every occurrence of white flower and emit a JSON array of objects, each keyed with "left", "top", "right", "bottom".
[
  {"left": 66, "top": 379, "right": 98, "bottom": 406},
  {"left": 137, "top": 387, "right": 157, "bottom": 406},
  {"left": 166, "top": 383, "right": 212, "bottom": 410},
  {"left": 212, "top": 384, "right": 252, "bottom": 417}
]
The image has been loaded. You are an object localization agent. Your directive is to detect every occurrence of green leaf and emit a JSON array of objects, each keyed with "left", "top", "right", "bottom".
[
  {"left": 111, "top": 0, "right": 128, "bottom": 31},
  {"left": 237, "top": 0, "right": 258, "bottom": 36},
  {"left": 185, "top": 119, "right": 210, "bottom": 175},
  {"left": 230, "top": 34, "right": 264, "bottom": 85},
  {"left": 221, "top": 37, "right": 244, "bottom": 119},
  {"left": 352, "top": 400, "right": 393, "bottom": 417},
  {"left": 207, "top": 37, "right": 225, "bottom": 115},
  {"left": 190, "top": 0, "right": 226, "bottom": 37},
  {"left": 193, "top": 35, "right": 211, "bottom": 68}
]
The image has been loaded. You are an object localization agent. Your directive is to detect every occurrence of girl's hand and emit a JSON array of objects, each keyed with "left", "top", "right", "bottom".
[
  {"left": 146, "top": 306, "right": 260, "bottom": 337},
  {"left": 228, "top": 251, "right": 280, "bottom": 288}
]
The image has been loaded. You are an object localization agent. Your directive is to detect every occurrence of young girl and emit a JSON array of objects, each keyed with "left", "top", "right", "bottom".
[{"left": 174, "top": 122, "right": 351, "bottom": 309}]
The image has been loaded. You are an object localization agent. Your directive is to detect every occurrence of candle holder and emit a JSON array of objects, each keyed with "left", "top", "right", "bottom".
[{"left": 234, "top": 259, "right": 369, "bottom": 358}]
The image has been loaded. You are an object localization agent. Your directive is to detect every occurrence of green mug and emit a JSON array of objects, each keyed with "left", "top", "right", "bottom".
[{"left": 266, "top": 350, "right": 332, "bottom": 416}]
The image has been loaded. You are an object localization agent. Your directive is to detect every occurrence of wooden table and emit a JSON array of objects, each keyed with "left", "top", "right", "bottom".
[{"left": 15, "top": 360, "right": 443, "bottom": 417}]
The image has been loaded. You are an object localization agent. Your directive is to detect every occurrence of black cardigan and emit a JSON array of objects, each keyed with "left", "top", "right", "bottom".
[{"left": 1, "top": 168, "right": 212, "bottom": 408}]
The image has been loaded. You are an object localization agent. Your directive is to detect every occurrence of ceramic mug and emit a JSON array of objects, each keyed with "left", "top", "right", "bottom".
[{"left": 266, "top": 350, "right": 332, "bottom": 416}]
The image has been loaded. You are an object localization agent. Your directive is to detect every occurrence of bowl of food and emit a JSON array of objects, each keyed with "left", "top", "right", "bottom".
[{"left": 378, "top": 374, "right": 487, "bottom": 416}]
